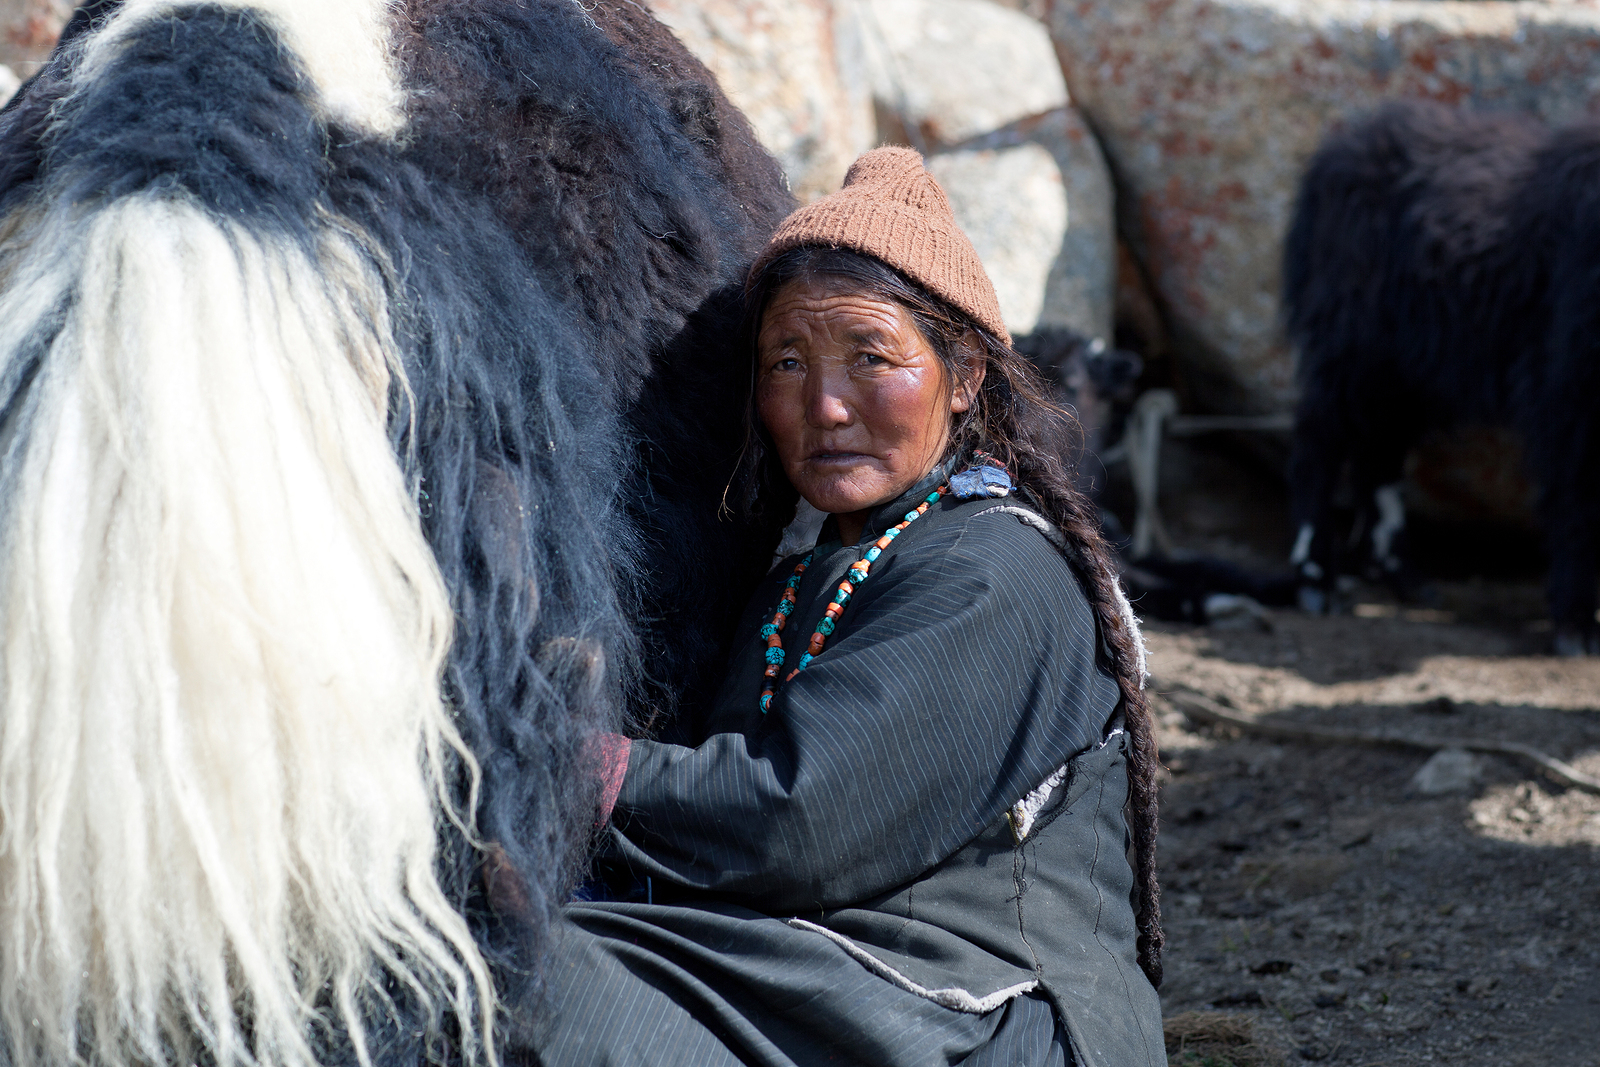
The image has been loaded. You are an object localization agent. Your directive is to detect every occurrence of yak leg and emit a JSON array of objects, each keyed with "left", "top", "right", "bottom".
[
  {"left": 1288, "top": 391, "right": 1349, "bottom": 613},
  {"left": 1350, "top": 434, "right": 1426, "bottom": 601},
  {"left": 1541, "top": 467, "right": 1600, "bottom": 656}
]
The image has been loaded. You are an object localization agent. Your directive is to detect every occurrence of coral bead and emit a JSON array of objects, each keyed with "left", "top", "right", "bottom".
[{"left": 755, "top": 484, "right": 947, "bottom": 712}]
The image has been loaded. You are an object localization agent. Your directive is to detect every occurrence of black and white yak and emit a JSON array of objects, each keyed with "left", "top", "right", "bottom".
[
  {"left": 1283, "top": 98, "right": 1600, "bottom": 655},
  {"left": 0, "top": 1, "right": 790, "bottom": 1065}
]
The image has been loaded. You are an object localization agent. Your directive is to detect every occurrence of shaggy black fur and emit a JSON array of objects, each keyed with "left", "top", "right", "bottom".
[
  {"left": 1015, "top": 325, "right": 1297, "bottom": 627},
  {"left": 1118, "top": 555, "right": 1297, "bottom": 625},
  {"left": 394, "top": 0, "right": 793, "bottom": 724},
  {"left": 1284, "top": 99, "right": 1600, "bottom": 653},
  {"left": 0, "top": 0, "right": 792, "bottom": 1054},
  {"left": 1014, "top": 325, "right": 1141, "bottom": 459}
]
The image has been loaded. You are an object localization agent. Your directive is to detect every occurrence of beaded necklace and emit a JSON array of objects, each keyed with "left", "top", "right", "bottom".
[{"left": 758, "top": 484, "right": 948, "bottom": 713}]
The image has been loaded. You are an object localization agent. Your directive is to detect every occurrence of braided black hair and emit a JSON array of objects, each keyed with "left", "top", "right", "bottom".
[{"left": 737, "top": 247, "right": 1163, "bottom": 986}]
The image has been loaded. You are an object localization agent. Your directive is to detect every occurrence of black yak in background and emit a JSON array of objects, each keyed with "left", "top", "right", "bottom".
[
  {"left": 1018, "top": 326, "right": 1297, "bottom": 627},
  {"left": 1283, "top": 99, "right": 1600, "bottom": 655},
  {"left": 0, "top": 1, "right": 789, "bottom": 1064}
]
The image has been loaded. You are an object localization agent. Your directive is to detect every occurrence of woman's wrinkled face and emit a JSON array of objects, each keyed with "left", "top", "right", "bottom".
[{"left": 756, "top": 277, "right": 981, "bottom": 537}]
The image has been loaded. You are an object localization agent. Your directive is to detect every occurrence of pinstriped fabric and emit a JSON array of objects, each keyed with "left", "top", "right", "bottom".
[
  {"left": 527, "top": 901, "right": 1012, "bottom": 1066},
  {"left": 610, "top": 481, "right": 1118, "bottom": 912},
  {"left": 960, "top": 995, "right": 1073, "bottom": 1067},
  {"left": 524, "top": 906, "right": 1073, "bottom": 1066},
  {"left": 519, "top": 476, "right": 1144, "bottom": 1065}
]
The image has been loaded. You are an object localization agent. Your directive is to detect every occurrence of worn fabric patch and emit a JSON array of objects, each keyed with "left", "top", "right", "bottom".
[{"left": 950, "top": 464, "right": 1013, "bottom": 500}]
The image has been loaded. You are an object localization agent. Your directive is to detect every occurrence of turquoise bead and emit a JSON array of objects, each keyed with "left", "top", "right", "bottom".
[{"left": 755, "top": 489, "right": 946, "bottom": 712}]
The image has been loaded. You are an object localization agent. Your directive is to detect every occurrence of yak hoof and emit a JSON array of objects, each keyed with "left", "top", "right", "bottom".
[{"left": 1297, "top": 585, "right": 1328, "bottom": 615}]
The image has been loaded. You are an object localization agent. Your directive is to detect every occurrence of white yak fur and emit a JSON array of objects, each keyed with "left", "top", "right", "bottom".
[
  {"left": 0, "top": 195, "right": 494, "bottom": 1067},
  {"left": 80, "top": 0, "right": 407, "bottom": 136}
]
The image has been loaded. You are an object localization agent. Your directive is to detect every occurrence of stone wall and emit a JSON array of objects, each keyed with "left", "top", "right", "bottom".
[
  {"left": 658, "top": 0, "right": 1119, "bottom": 341},
  {"left": 0, "top": 0, "right": 69, "bottom": 105},
  {"left": 1050, "top": 0, "right": 1600, "bottom": 418},
  {"left": 14, "top": 0, "right": 1599, "bottom": 476},
  {"left": 649, "top": 0, "right": 877, "bottom": 203}
]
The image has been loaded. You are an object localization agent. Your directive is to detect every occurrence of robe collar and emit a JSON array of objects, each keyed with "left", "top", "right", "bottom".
[{"left": 814, "top": 452, "right": 1013, "bottom": 548}]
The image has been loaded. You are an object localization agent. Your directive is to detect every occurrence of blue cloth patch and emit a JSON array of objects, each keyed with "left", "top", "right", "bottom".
[{"left": 950, "top": 464, "right": 1013, "bottom": 500}]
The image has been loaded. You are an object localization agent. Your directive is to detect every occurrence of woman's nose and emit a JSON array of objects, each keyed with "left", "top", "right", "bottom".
[{"left": 804, "top": 373, "right": 852, "bottom": 428}]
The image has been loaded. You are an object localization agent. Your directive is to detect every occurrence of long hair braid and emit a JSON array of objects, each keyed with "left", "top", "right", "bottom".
[{"left": 739, "top": 247, "right": 1163, "bottom": 987}]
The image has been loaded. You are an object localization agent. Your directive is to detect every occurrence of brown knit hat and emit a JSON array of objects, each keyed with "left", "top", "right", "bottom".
[{"left": 749, "top": 146, "right": 1011, "bottom": 345}]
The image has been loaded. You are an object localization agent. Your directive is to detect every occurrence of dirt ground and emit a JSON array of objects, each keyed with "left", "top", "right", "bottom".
[{"left": 1115, "top": 439, "right": 1600, "bottom": 1066}]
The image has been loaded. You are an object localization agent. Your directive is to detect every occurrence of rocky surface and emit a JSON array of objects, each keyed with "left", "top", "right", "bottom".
[
  {"left": 929, "top": 107, "right": 1115, "bottom": 338},
  {"left": 656, "top": 0, "right": 1117, "bottom": 339},
  {"left": 855, "top": 0, "right": 1067, "bottom": 146},
  {"left": 1149, "top": 616, "right": 1600, "bottom": 1067},
  {"left": 863, "top": 0, "right": 1114, "bottom": 339},
  {"left": 649, "top": 0, "right": 876, "bottom": 202},
  {"left": 1050, "top": 0, "right": 1600, "bottom": 414},
  {"left": 0, "top": 0, "right": 66, "bottom": 75}
]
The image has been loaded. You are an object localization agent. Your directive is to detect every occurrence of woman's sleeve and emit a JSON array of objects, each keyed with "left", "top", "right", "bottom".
[{"left": 607, "top": 511, "right": 1123, "bottom": 911}]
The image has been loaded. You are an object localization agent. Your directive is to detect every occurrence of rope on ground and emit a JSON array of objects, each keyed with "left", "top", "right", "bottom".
[{"left": 1152, "top": 680, "right": 1600, "bottom": 796}]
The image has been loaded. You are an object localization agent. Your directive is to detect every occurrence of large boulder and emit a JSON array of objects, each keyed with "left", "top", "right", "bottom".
[
  {"left": 859, "top": 0, "right": 1115, "bottom": 339},
  {"left": 0, "top": 0, "right": 66, "bottom": 74},
  {"left": 928, "top": 108, "right": 1114, "bottom": 339},
  {"left": 1050, "top": 0, "right": 1600, "bottom": 415},
  {"left": 856, "top": 0, "right": 1068, "bottom": 145},
  {"left": 649, "top": 0, "right": 875, "bottom": 202}
]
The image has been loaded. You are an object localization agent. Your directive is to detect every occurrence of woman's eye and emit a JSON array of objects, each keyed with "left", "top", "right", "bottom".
[
  {"left": 770, "top": 357, "right": 800, "bottom": 373},
  {"left": 859, "top": 352, "right": 887, "bottom": 366}
]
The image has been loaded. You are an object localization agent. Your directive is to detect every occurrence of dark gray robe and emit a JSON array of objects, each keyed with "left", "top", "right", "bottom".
[{"left": 524, "top": 469, "right": 1167, "bottom": 1066}]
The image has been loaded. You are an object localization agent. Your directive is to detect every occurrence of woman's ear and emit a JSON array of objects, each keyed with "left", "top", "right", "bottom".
[{"left": 950, "top": 331, "right": 988, "bottom": 414}]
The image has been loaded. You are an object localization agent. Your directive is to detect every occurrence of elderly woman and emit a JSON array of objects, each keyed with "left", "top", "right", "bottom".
[{"left": 530, "top": 148, "right": 1165, "bottom": 1067}]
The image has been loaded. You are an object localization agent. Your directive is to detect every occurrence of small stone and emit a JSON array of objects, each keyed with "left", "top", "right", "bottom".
[
  {"left": 1409, "top": 748, "right": 1483, "bottom": 796},
  {"left": 1203, "top": 593, "right": 1272, "bottom": 631},
  {"left": 1250, "top": 959, "right": 1294, "bottom": 975}
]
